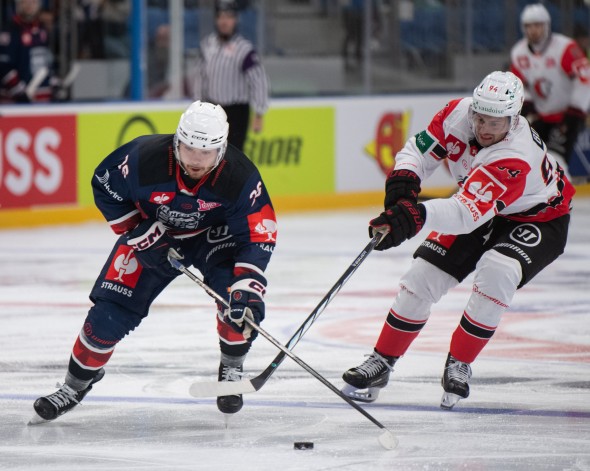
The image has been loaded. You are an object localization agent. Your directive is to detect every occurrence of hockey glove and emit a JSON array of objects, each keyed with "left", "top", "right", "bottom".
[
  {"left": 384, "top": 170, "right": 421, "bottom": 207},
  {"left": 370, "top": 199, "right": 426, "bottom": 251},
  {"left": 227, "top": 272, "right": 267, "bottom": 340},
  {"left": 125, "top": 220, "right": 181, "bottom": 276}
]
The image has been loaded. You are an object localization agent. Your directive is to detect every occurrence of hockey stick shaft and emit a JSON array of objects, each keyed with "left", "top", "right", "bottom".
[
  {"left": 171, "top": 257, "right": 397, "bottom": 448},
  {"left": 186, "top": 234, "right": 382, "bottom": 396},
  {"left": 26, "top": 66, "right": 49, "bottom": 99}
]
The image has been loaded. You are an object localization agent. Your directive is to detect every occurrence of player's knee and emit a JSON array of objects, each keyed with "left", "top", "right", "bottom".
[
  {"left": 401, "top": 258, "right": 459, "bottom": 304},
  {"left": 392, "top": 258, "right": 458, "bottom": 319},
  {"left": 84, "top": 300, "right": 143, "bottom": 347},
  {"left": 472, "top": 249, "right": 522, "bottom": 305}
]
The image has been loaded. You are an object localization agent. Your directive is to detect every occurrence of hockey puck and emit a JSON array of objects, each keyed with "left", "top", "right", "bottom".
[{"left": 293, "top": 442, "right": 314, "bottom": 450}]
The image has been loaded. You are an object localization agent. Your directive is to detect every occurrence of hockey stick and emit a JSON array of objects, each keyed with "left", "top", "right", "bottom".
[
  {"left": 25, "top": 66, "right": 49, "bottom": 100},
  {"left": 170, "top": 256, "right": 397, "bottom": 450},
  {"left": 185, "top": 233, "right": 383, "bottom": 398}
]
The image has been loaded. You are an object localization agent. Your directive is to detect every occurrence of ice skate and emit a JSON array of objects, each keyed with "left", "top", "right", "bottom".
[
  {"left": 440, "top": 353, "right": 472, "bottom": 410},
  {"left": 29, "top": 368, "right": 105, "bottom": 425},
  {"left": 341, "top": 349, "right": 397, "bottom": 403},
  {"left": 216, "top": 361, "right": 244, "bottom": 414}
]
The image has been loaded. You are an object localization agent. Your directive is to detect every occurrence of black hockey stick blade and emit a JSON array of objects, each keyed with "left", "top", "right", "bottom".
[{"left": 186, "top": 233, "right": 384, "bottom": 398}]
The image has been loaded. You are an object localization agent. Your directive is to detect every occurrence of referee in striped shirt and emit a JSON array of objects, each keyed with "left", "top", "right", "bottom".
[{"left": 192, "top": 0, "right": 269, "bottom": 151}]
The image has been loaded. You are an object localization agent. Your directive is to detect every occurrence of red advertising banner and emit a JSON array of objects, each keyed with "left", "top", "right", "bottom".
[{"left": 0, "top": 115, "right": 77, "bottom": 209}]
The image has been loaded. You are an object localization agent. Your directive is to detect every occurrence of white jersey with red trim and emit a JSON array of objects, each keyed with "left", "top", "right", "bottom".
[
  {"left": 394, "top": 98, "right": 575, "bottom": 235},
  {"left": 510, "top": 33, "right": 590, "bottom": 119}
]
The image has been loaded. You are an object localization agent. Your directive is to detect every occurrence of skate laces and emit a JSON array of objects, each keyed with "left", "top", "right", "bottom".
[
  {"left": 45, "top": 383, "right": 80, "bottom": 408},
  {"left": 446, "top": 358, "right": 472, "bottom": 383},
  {"left": 220, "top": 365, "right": 243, "bottom": 382},
  {"left": 356, "top": 352, "right": 394, "bottom": 378}
]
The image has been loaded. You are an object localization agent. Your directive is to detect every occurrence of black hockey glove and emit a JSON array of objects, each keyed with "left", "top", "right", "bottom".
[
  {"left": 370, "top": 199, "right": 426, "bottom": 251},
  {"left": 125, "top": 220, "right": 181, "bottom": 277},
  {"left": 384, "top": 169, "right": 421, "bottom": 207},
  {"left": 226, "top": 272, "right": 267, "bottom": 341}
]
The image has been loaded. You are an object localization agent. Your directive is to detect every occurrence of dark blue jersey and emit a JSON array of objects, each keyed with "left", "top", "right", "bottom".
[{"left": 92, "top": 134, "right": 277, "bottom": 272}]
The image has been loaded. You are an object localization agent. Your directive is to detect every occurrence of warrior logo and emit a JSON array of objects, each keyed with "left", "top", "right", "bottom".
[
  {"left": 509, "top": 223, "right": 541, "bottom": 247},
  {"left": 105, "top": 245, "right": 142, "bottom": 288}
]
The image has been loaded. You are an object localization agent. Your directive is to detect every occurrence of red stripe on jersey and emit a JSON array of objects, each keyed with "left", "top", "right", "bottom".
[{"left": 72, "top": 336, "right": 114, "bottom": 369}]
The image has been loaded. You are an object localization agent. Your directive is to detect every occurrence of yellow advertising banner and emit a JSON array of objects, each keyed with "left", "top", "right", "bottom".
[
  {"left": 77, "top": 111, "right": 179, "bottom": 206},
  {"left": 243, "top": 106, "right": 335, "bottom": 197},
  {"left": 77, "top": 106, "right": 335, "bottom": 207}
]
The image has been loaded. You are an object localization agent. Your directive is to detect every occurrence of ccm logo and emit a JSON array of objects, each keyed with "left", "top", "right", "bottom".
[{"left": 128, "top": 222, "right": 165, "bottom": 251}]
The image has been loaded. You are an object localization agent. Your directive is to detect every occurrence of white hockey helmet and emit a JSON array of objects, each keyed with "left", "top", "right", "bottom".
[
  {"left": 521, "top": 3, "right": 551, "bottom": 27},
  {"left": 520, "top": 4, "right": 551, "bottom": 43},
  {"left": 472, "top": 71, "right": 524, "bottom": 117},
  {"left": 175, "top": 100, "right": 229, "bottom": 169}
]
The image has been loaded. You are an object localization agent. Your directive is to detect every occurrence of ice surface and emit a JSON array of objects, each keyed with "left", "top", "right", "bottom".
[{"left": 1, "top": 200, "right": 589, "bottom": 470}]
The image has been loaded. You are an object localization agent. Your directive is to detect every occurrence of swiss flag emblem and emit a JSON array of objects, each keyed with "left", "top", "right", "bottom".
[
  {"left": 247, "top": 204, "right": 278, "bottom": 242},
  {"left": 105, "top": 245, "right": 142, "bottom": 288}
]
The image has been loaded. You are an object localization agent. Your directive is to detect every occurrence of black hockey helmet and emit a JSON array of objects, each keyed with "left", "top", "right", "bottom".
[{"left": 215, "top": 0, "right": 239, "bottom": 15}]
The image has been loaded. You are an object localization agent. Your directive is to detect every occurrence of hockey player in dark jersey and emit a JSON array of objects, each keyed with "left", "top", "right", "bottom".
[
  {"left": 30, "top": 101, "right": 277, "bottom": 423},
  {"left": 0, "top": 0, "right": 54, "bottom": 103}
]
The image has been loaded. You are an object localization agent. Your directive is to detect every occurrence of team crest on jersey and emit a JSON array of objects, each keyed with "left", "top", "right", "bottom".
[
  {"left": 456, "top": 167, "right": 507, "bottom": 221},
  {"left": 445, "top": 135, "right": 467, "bottom": 162},
  {"left": 247, "top": 204, "right": 277, "bottom": 243},
  {"left": 149, "top": 192, "right": 175, "bottom": 204},
  {"left": 105, "top": 245, "right": 142, "bottom": 288}
]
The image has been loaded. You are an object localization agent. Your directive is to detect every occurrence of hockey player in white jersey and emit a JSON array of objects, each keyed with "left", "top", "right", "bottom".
[
  {"left": 341, "top": 71, "right": 575, "bottom": 410},
  {"left": 510, "top": 3, "right": 590, "bottom": 177}
]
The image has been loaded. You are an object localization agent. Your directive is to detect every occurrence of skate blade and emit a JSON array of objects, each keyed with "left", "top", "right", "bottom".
[
  {"left": 440, "top": 392, "right": 462, "bottom": 410},
  {"left": 341, "top": 384, "right": 381, "bottom": 403},
  {"left": 27, "top": 413, "right": 51, "bottom": 426}
]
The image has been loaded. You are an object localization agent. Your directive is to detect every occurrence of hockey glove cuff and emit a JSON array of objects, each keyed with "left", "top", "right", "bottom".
[
  {"left": 370, "top": 199, "right": 425, "bottom": 251},
  {"left": 384, "top": 170, "right": 421, "bottom": 207},
  {"left": 125, "top": 220, "right": 182, "bottom": 276},
  {"left": 227, "top": 272, "right": 267, "bottom": 340}
]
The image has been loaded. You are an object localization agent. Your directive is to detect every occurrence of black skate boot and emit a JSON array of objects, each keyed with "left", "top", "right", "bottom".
[
  {"left": 440, "top": 353, "right": 472, "bottom": 410},
  {"left": 341, "top": 349, "right": 398, "bottom": 403},
  {"left": 217, "top": 361, "right": 244, "bottom": 414},
  {"left": 30, "top": 368, "right": 105, "bottom": 424}
]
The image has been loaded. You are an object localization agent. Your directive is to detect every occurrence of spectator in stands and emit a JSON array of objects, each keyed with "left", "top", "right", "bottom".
[
  {"left": 191, "top": 0, "right": 269, "bottom": 151},
  {"left": 147, "top": 23, "right": 171, "bottom": 98},
  {"left": 510, "top": 3, "right": 590, "bottom": 172},
  {"left": 341, "top": 0, "right": 380, "bottom": 71},
  {"left": 77, "top": 0, "right": 105, "bottom": 59},
  {"left": 0, "top": 0, "right": 55, "bottom": 103}
]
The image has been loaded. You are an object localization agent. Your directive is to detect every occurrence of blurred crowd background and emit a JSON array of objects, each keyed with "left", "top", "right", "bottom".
[{"left": 1, "top": 0, "right": 589, "bottom": 101}]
